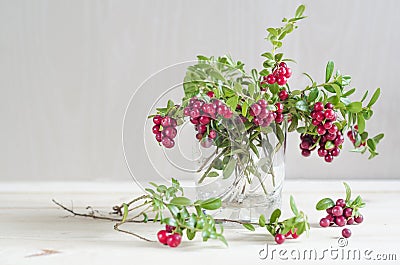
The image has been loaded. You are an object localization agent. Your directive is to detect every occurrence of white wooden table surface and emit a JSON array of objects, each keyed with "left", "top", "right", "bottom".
[{"left": 1, "top": 180, "right": 399, "bottom": 265}]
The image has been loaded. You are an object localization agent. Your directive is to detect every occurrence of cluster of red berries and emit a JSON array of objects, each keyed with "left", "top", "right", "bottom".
[
  {"left": 249, "top": 99, "right": 285, "bottom": 127},
  {"left": 319, "top": 199, "right": 364, "bottom": 238},
  {"left": 274, "top": 228, "right": 300, "bottom": 244},
  {"left": 152, "top": 115, "right": 178, "bottom": 149},
  {"left": 157, "top": 225, "right": 182, "bottom": 247},
  {"left": 347, "top": 125, "right": 365, "bottom": 147},
  {"left": 264, "top": 62, "right": 292, "bottom": 86},
  {"left": 183, "top": 96, "right": 227, "bottom": 147},
  {"left": 302, "top": 102, "right": 345, "bottom": 162}
]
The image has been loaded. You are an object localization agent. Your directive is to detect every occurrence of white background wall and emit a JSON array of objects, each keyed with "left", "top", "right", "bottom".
[{"left": 0, "top": 0, "right": 398, "bottom": 181}]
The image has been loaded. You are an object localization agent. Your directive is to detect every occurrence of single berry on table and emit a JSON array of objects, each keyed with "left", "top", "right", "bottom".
[
  {"left": 275, "top": 233, "right": 285, "bottom": 244},
  {"left": 319, "top": 218, "right": 330, "bottom": 228},
  {"left": 342, "top": 228, "right": 352, "bottom": 238},
  {"left": 167, "top": 233, "right": 182, "bottom": 248},
  {"left": 157, "top": 230, "right": 168, "bottom": 245}
]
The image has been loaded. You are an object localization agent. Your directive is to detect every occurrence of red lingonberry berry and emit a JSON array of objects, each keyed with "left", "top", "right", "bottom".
[
  {"left": 206, "top": 91, "right": 215, "bottom": 98},
  {"left": 277, "top": 67, "right": 287, "bottom": 77},
  {"left": 319, "top": 218, "right": 330, "bottom": 227},
  {"left": 278, "top": 90, "right": 289, "bottom": 100},
  {"left": 152, "top": 125, "right": 160, "bottom": 134},
  {"left": 318, "top": 148, "right": 328, "bottom": 157},
  {"left": 347, "top": 218, "right": 354, "bottom": 225},
  {"left": 332, "top": 206, "right": 343, "bottom": 217},
  {"left": 199, "top": 116, "right": 211, "bottom": 125},
  {"left": 336, "top": 199, "right": 346, "bottom": 208},
  {"left": 354, "top": 215, "right": 364, "bottom": 224},
  {"left": 275, "top": 113, "right": 284, "bottom": 123},
  {"left": 335, "top": 216, "right": 346, "bottom": 227},
  {"left": 331, "top": 147, "right": 340, "bottom": 157},
  {"left": 155, "top": 133, "right": 162, "bottom": 142},
  {"left": 301, "top": 149, "right": 311, "bottom": 157},
  {"left": 195, "top": 133, "right": 203, "bottom": 140},
  {"left": 325, "top": 102, "right": 334, "bottom": 109},
  {"left": 277, "top": 76, "right": 287, "bottom": 86},
  {"left": 157, "top": 230, "right": 168, "bottom": 245},
  {"left": 190, "top": 109, "right": 200, "bottom": 119},
  {"left": 324, "top": 109, "right": 335, "bottom": 120},
  {"left": 190, "top": 117, "right": 199, "bottom": 125},
  {"left": 343, "top": 207, "right": 353, "bottom": 218},
  {"left": 197, "top": 124, "right": 207, "bottom": 134},
  {"left": 209, "top": 130, "right": 217, "bottom": 139},
  {"left": 312, "top": 119, "right": 320, "bottom": 126},
  {"left": 167, "top": 233, "right": 182, "bottom": 248},
  {"left": 153, "top": 115, "right": 162, "bottom": 125},
  {"left": 328, "top": 124, "right": 338, "bottom": 134},
  {"left": 314, "top": 102, "right": 324, "bottom": 112},
  {"left": 266, "top": 74, "right": 276, "bottom": 84},
  {"left": 161, "top": 137, "right": 175, "bottom": 149},
  {"left": 250, "top": 103, "right": 262, "bottom": 116},
  {"left": 315, "top": 111, "right": 325, "bottom": 122},
  {"left": 324, "top": 155, "right": 333, "bottom": 163},
  {"left": 285, "top": 68, "right": 292, "bottom": 78},
  {"left": 165, "top": 225, "right": 176, "bottom": 233},
  {"left": 275, "top": 102, "right": 284, "bottom": 113},
  {"left": 161, "top": 116, "right": 172, "bottom": 127},
  {"left": 317, "top": 125, "right": 326, "bottom": 135},
  {"left": 278, "top": 62, "right": 287, "bottom": 68},
  {"left": 275, "top": 233, "right": 285, "bottom": 244},
  {"left": 323, "top": 121, "right": 333, "bottom": 129},
  {"left": 342, "top": 228, "right": 352, "bottom": 238},
  {"left": 163, "top": 127, "right": 177, "bottom": 139}
]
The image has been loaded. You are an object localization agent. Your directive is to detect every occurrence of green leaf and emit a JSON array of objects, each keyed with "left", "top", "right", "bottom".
[
  {"left": 233, "top": 82, "right": 242, "bottom": 93},
  {"left": 308, "top": 87, "right": 319, "bottom": 102},
  {"left": 316, "top": 198, "right": 335, "bottom": 210},
  {"left": 275, "top": 53, "right": 283, "bottom": 62},
  {"left": 323, "top": 85, "right": 335, "bottom": 93},
  {"left": 199, "top": 197, "right": 222, "bottom": 210},
  {"left": 361, "top": 90, "right": 369, "bottom": 102},
  {"left": 207, "top": 171, "right": 219, "bottom": 178},
  {"left": 325, "top": 61, "right": 334, "bottom": 83},
  {"left": 331, "top": 84, "right": 342, "bottom": 97},
  {"left": 367, "top": 138, "right": 376, "bottom": 151},
  {"left": 242, "top": 223, "right": 255, "bottom": 231},
  {"left": 270, "top": 209, "right": 281, "bottom": 223},
  {"left": 290, "top": 196, "right": 299, "bottom": 215},
  {"left": 121, "top": 203, "right": 128, "bottom": 222},
  {"left": 357, "top": 113, "right": 365, "bottom": 134},
  {"left": 223, "top": 158, "right": 236, "bottom": 179},
  {"left": 295, "top": 5, "right": 306, "bottom": 17},
  {"left": 343, "top": 182, "right": 351, "bottom": 203},
  {"left": 367, "top": 88, "right": 380, "bottom": 108},
  {"left": 261, "top": 52, "right": 274, "bottom": 60},
  {"left": 267, "top": 28, "right": 278, "bottom": 37},
  {"left": 242, "top": 101, "right": 249, "bottom": 116},
  {"left": 259, "top": 214, "right": 266, "bottom": 227},
  {"left": 372, "top": 133, "right": 384, "bottom": 144},
  {"left": 288, "top": 116, "right": 298, "bottom": 132},
  {"left": 324, "top": 141, "right": 335, "bottom": 150},
  {"left": 347, "top": 102, "right": 362, "bottom": 113},
  {"left": 186, "top": 229, "right": 196, "bottom": 240},
  {"left": 226, "top": 96, "right": 239, "bottom": 111},
  {"left": 343, "top": 88, "right": 356, "bottom": 97},
  {"left": 170, "top": 196, "right": 192, "bottom": 206},
  {"left": 295, "top": 100, "right": 309, "bottom": 111}
]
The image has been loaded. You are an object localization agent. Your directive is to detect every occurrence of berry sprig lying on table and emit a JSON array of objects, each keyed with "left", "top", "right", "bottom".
[
  {"left": 114, "top": 179, "right": 309, "bottom": 248},
  {"left": 316, "top": 182, "right": 365, "bottom": 238}
]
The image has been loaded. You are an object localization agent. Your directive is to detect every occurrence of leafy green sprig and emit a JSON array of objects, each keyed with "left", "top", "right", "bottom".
[
  {"left": 243, "top": 195, "right": 310, "bottom": 238},
  {"left": 316, "top": 182, "right": 365, "bottom": 217},
  {"left": 112, "top": 179, "right": 309, "bottom": 246}
]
